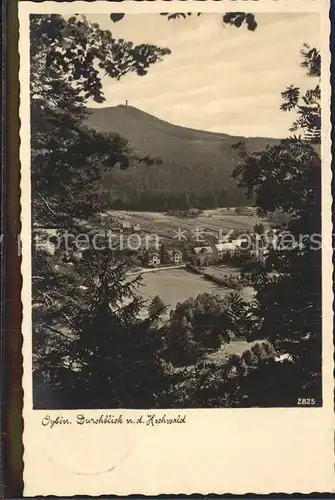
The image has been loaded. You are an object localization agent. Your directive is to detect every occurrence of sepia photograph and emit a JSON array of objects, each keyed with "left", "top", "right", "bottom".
[
  {"left": 19, "top": 1, "right": 333, "bottom": 495},
  {"left": 30, "top": 10, "right": 324, "bottom": 410}
]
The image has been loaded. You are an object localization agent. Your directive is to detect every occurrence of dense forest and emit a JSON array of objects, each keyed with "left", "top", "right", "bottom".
[{"left": 85, "top": 105, "right": 278, "bottom": 211}]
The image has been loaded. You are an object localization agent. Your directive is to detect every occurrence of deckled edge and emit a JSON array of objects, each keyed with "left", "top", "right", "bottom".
[
  {"left": 330, "top": 0, "right": 335, "bottom": 487},
  {"left": 18, "top": 1, "right": 27, "bottom": 495}
]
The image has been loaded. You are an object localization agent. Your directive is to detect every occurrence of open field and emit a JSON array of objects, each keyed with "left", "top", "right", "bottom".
[
  {"left": 139, "top": 268, "right": 234, "bottom": 311},
  {"left": 205, "top": 340, "right": 255, "bottom": 363},
  {"left": 108, "top": 208, "right": 267, "bottom": 243},
  {"left": 139, "top": 268, "right": 254, "bottom": 360}
]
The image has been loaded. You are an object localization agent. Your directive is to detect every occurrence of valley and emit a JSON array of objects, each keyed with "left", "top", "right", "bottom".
[{"left": 107, "top": 207, "right": 265, "bottom": 244}]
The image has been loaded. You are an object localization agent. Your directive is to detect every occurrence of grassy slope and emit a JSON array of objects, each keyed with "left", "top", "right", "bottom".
[
  {"left": 85, "top": 105, "right": 279, "bottom": 206},
  {"left": 109, "top": 208, "right": 264, "bottom": 242}
]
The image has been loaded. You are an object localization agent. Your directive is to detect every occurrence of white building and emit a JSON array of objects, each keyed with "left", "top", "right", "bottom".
[{"left": 214, "top": 242, "right": 236, "bottom": 259}]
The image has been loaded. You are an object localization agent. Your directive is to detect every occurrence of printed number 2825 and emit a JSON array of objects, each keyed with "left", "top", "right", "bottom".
[{"left": 297, "top": 398, "right": 316, "bottom": 405}]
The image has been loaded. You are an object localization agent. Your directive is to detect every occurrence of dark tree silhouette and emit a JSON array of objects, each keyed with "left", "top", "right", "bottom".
[
  {"left": 231, "top": 45, "right": 322, "bottom": 405},
  {"left": 148, "top": 295, "right": 167, "bottom": 320},
  {"left": 31, "top": 14, "right": 172, "bottom": 408},
  {"left": 112, "top": 11, "right": 258, "bottom": 31},
  {"left": 280, "top": 44, "right": 321, "bottom": 143},
  {"left": 254, "top": 223, "right": 265, "bottom": 235}
]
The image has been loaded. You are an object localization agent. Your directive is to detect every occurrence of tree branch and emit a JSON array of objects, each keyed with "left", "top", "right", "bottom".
[
  {"left": 44, "top": 323, "right": 75, "bottom": 341},
  {"left": 37, "top": 193, "right": 69, "bottom": 227}
]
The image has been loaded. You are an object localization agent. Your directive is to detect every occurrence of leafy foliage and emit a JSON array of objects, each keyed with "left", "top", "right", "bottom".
[
  {"left": 31, "top": 14, "right": 172, "bottom": 408},
  {"left": 222, "top": 12, "right": 257, "bottom": 31},
  {"left": 111, "top": 11, "right": 258, "bottom": 32},
  {"left": 166, "top": 340, "right": 277, "bottom": 408},
  {"left": 162, "top": 292, "right": 258, "bottom": 368},
  {"left": 231, "top": 45, "right": 322, "bottom": 404},
  {"left": 233, "top": 139, "right": 320, "bottom": 217},
  {"left": 160, "top": 13, "right": 202, "bottom": 21},
  {"left": 300, "top": 43, "right": 321, "bottom": 77},
  {"left": 31, "top": 14, "right": 171, "bottom": 226},
  {"left": 280, "top": 44, "right": 321, "bottom": 143},
  {"left": 31, "top": 14, "right": 171, "bottom": 106}
]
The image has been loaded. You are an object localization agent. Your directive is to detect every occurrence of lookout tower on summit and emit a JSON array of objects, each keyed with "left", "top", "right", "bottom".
[{"left": 125, "top": 100, "right": 128, "bottom": 106}]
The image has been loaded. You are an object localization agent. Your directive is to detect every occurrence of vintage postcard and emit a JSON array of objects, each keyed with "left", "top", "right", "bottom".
[{"left": 19, "top": 0, "right": 333, "bottom": 495}]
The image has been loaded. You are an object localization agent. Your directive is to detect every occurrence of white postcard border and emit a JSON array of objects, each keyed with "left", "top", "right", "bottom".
[{"left": 19, "top": 1, "right": 333, "bottom": 495}]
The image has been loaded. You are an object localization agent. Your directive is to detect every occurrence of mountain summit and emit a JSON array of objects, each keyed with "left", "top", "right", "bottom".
[{"left": 85, "top": 105, "right": 277, "bottom": 210}]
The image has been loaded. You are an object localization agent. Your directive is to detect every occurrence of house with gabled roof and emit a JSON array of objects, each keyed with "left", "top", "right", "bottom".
[
  {"left": 191, "top": 245, "right": 214, "bottom": 266},
  {"left": 214, "top": 242, "right": 236, "bottom": 260}
]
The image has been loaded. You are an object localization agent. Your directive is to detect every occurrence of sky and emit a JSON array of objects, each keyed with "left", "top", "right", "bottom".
[{"left": 87, "top": 13, "right": 320, "bottom": 138}]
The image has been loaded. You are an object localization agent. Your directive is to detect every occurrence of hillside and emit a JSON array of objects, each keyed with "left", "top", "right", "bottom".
[{"left": 84, "top": 105, "right": 278, "bottom": 210}]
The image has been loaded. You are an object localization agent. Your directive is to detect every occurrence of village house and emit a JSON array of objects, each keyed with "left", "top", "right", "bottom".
[
  {"left": 214, "top": 242, "right": 236, "bottom": 260},
  {"left": 143, "top": 251, "right": 160, "bottom": 267},
  {"left": 168, "top": 249, "right": 183, "bottom": 264},
  {"left": 121, "top": 221, "right": 131, "bottom": 231},
  {"left": 192, "top": 246, "right": 214, "bottom": 266},
  {"left": 159, "top": 244, "right": 183, "bottom": 265}
]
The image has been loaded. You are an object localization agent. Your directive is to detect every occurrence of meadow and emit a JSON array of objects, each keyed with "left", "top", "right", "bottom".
[
  {"left": 138, "top": 268, "right": 252, "bottom": 359},
  {"left": 139, "top": 268, "right": 233, "bottom": 311},
  {"left": 109, "top": 208, "right": 266, "bottom": 243}
]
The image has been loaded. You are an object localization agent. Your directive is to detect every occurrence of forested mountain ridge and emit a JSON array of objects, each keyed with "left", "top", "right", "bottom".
[{"left": 85, "top": 105, "right": 279, "bottom": 210}]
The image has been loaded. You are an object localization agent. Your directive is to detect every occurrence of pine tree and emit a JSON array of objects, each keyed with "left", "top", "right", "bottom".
[
  {"left": 148, "top": 295, "right": 167, "bottom": 321},
  {"left": 31, "top": 14, "right": 171, "bottom": 408}
]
